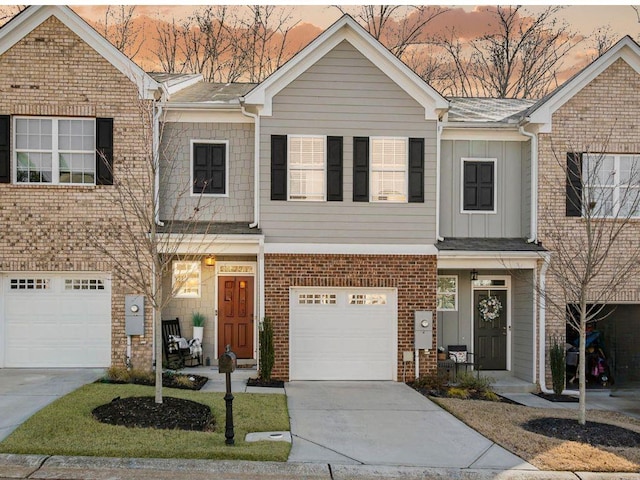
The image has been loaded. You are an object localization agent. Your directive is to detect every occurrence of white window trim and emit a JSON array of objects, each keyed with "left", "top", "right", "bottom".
[
  {"left": 369, "top": 136, "right": 409, "bottom": 203},
  {"left": 583, "top": 153, "right": 640, "bottom": 218},
  {"left": 460, "top": 157, "right": 497, "bottom": 215},
  {"left": 172, "top": 260, "right": 202, "bottom": 298},
  {"left": 287, "top": 134, "right": 326, "bottom": 202},
  {"left": 189, "top": 139, "right": 230, "bottom": 198},
  {"left": 13, "top": 116, "right": 96, "bottom": 186},
  {"left": 436, "top": 275, "right": 458, "bottom": 311}
]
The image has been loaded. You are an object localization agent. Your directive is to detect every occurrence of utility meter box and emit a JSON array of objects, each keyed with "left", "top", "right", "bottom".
[
  {"left": 125, "top": 295, "right": 144, "bottom": 336},
  {"left": 414, "top": 310, "right": 433, "bottom": 350}
]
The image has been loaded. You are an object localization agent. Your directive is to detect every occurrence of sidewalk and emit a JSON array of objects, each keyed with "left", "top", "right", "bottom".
[{"left": 1, "top": 454, "right": 638, "bottom": 480}]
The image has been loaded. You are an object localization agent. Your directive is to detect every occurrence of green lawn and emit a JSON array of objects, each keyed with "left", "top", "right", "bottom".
[{"left": 0, "top": 383, "right": 291, "bottom": 461}]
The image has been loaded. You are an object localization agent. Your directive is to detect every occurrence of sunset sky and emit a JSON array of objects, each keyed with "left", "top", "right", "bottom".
[{"left": 66, "top": 4, "right": 640, "bottom": 87}]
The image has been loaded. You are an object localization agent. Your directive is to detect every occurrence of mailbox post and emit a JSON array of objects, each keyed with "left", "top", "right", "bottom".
[{"left": 219, "top": 344, "right": 237, "bottom": 445}]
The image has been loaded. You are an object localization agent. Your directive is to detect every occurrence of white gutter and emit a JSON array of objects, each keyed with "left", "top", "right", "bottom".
[
  {"left": 519, "top": 123, "right": 537, "bottom": 243},
  {"left": 436, "top": 122, "right": 444, "bottom": 242},
  {"left": 240, "top": 101, "right": 260, "bottom": 229}
]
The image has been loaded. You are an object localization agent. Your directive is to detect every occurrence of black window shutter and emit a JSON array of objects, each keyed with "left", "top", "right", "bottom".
[
  {"left": 193, "top": 143, "right": 226, "bottom": 194},
  {"left": 326, "top": 136, "right": 343, "bottom": 201},
  {"left": 566, "top": 152, "right": 583, "bottom": 217},
  {"left": 463, "top": 161, "right": 494, "bottom": 211},
  {"left": 0, "top": 115, "right": 10, "bottom": 183},
  {"left": 271, "top": 135, "right": 287, "bottom": 200},
  {"left": 96, "top": 118, "right": 114, "bottom": 185},
  {"left": 408, "top": 138, "right": 424, "bottom": 203},
  {"left": 478, "top": 162, "right": 494, "bottom": 210},
  {"left": 353, "top": 137, "right": 369, "bottom": 202}
]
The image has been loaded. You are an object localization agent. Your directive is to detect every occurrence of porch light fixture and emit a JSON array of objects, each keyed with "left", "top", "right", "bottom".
[
  {"left": 470, "top": 269, "right": 478, "bottom": 281},
  {"left": 204, "top": 255, "right": 216, "bottom": 267}
]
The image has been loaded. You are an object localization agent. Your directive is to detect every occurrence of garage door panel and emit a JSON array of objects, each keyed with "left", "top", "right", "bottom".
[
  {"left": 290, "top": 288, "right": 397, "bottom": 381},
  {"left": 3, "top": 274, "right": 112, "bottom": 368}
]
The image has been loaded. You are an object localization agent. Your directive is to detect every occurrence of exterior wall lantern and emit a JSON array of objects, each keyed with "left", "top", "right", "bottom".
[
  {"left": 204, "top": 255, "right": 216, "bottom": 267},
  {"left": 470, "top": 269, "right": 479, "bottom": 281}
]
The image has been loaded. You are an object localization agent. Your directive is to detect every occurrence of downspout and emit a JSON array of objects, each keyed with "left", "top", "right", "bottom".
[
  {"left": 436, "top": 122, "right": 444, "bottom": 242},
  {"left": 519, "top": 123, "right": 537, "bottom": 243},
  {"left": 240, "top": 100, "right": 260, "bottom": 229},
  {"left": 151, "top": 92, "right": 164, "bottom": 369}
]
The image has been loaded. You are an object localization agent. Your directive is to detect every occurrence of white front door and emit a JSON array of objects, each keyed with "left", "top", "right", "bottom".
[
  {"left": 289, "top": 288, "right": 397, "bottom": 380},
  {"left": 2, "top": 274, "right": 111, "bottom": 367}
]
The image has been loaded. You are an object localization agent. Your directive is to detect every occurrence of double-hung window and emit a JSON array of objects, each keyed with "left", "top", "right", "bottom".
[
  {"left": 370, "top": 137, "right": 407, "bottom": 202},
  {"left": 288, "top": 135, "right": 325, "bottom": 201},
  {"left": 172, "top": 261, "right": 201, "bottom": 298},
  {"left": 15, "top": 117, "right": 95, "bottom": 185},
  {"left": 583, "top": 153, "right": 640, "bottom": 218},
  {"left": 436, "top": 275, "right": 458, "bottom": 311}
]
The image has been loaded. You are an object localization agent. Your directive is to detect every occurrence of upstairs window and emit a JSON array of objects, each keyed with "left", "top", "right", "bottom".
[
  {"left": 370, "top": 137, "right": 407, "bottom": 202},
  {"left": 192, "top": 141, "right": 227, "bottom": 195},
  {"left": 15, "top": 117, "right": 96, "bottom": 185},
  {"left": 583, "top": 153, "right": 640, "bottom": 218},
  {"left": 462, "top": 158, "right": 495, "bottom": 213},
  {"left": 288, "top": 135, "right": 325, "bottom": 201}
]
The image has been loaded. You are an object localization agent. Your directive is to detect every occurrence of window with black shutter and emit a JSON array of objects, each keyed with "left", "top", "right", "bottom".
[
  {"left": 192, "top": 142, "right": 226, "bottom": 195},
  {"left": 462, "top": 159, "right": 495, "bottom": 211}
]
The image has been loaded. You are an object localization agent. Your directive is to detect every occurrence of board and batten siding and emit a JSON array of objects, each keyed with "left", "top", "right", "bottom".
[
  {"left": 440, "top": 139, "right": 530, "bottom": 238},
  {"left": 259, "top": 40, "right": 437, "bottom": 245},
  {"left": 512, "top": 271, "right": 535, "bottom": 382},
  {"left": 160, "top": 122, "right": 254, "bottom": 222}
]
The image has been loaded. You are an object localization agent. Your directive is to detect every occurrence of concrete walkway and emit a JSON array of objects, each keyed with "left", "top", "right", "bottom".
[
  {"left": 0, "top": 368, "right": 103, "bottom": 442},
  {"left": 286, "top": 381, "right": 535, "bottom": 470}
]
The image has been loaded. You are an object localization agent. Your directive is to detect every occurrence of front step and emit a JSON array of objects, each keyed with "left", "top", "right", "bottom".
[{"left": 479, "top": 371, "right": 537, "bottom": 393}]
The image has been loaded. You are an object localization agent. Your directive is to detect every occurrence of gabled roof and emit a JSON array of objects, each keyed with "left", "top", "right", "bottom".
[
  {"left": 242, "top": 14, "right": 448, "bottom": 119},
  {"left": 0, "top": 5, "right": 160, "bottom": 99},
  {"left": 526, "top": 36, "right": 640, "bottom": 133}
]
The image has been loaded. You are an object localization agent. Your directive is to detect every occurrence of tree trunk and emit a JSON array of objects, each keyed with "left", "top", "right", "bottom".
[
  {"left": 578, "top": 303, "right": 587, "bottom": 425},
  {"left": 154, "top": 274, "right": 163, "bottom": 404}
]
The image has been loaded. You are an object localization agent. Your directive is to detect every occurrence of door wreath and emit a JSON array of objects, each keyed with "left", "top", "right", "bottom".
[{"left": 478, "top": 295, "right": 502, "bottom": 322}]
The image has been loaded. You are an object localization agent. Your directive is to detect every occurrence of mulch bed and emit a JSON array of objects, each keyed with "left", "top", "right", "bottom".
[
  {"left": 524, "top": 417, "right": 640, "bottom": 447},
  {"left": 98, "top": 372, "right": 209, "bottom": 391},
  {"left": 92, "top": 396, "right": 214, "bottom": 431},
  {"left": 535, "top": 392, "right": 579, "bottom": 403},
  {"left": 247, "top": 377, "right": 285, "bottom": 388}
]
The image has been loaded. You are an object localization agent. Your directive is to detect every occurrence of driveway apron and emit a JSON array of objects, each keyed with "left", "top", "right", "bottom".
[
  {"left": 286, "top": 381, "right": 535, "bottom": 470},
  {"left": 0, "top": 369, "right": 103, "bottom": 441}
]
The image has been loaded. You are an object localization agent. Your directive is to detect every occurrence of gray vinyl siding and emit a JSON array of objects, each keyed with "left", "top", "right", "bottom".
[
  {"left": 512, "top": 270, "right": 535, "bottom": 382},
  {"left": 520, "top": 141, "right": 532, "bottom": 238},
  {"left": 260, "top": 40, "right": 437, "bottom": 244},
  {"left": 440, "top": 139, "right": 530, "bottom": 238},
  {"left": 437, "top": 270, "right": 473, "bottom": 351},
  {"left": 160, "top": 122, "right": 254, "bottom": 222}
]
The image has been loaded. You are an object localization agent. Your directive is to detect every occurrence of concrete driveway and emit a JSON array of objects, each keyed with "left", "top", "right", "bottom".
[
  {"left": 286, "top": 381, "right": 536, "bottom": 470},
  {"left": 0, "top": 369, "right": 104, "bottom": 441}
]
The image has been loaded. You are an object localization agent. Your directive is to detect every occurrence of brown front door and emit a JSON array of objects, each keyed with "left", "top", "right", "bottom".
[
  {"left": 217, "top": 276, "right": 254, "bottom": 359},
  {"left": 474, "top": 289, "right": 507, "bottom": 370}
]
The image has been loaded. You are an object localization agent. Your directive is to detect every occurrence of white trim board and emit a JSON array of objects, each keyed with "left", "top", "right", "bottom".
[{"left": 264, "top": 243, "right": 439, "bottom": 255}]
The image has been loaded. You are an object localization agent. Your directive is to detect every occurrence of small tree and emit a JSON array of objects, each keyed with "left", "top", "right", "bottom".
[
  {"left": 259, "top": 317, "right": 275, "bottom": 383},
  {"left": 539, "top": 133, "right": 640, "bottom": 424},
  {"left": 87, "top": 100, "right": 219, "bottom": 404}
]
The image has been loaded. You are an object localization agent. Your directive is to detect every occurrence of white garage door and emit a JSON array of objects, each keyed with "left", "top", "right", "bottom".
[
  {"left": 2, "top": 274, "right": 112, "bottom": 368},
  {"left": 290, "top": 288, "right": 397, "bottom": 380}
]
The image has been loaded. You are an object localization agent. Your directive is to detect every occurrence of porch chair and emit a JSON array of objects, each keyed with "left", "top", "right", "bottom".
[
  {"left": 161, "top": 318, "right": 203, "bottom": 368},
  {"left": 447, "top": 345, "right": 479, "bottom": 380}
]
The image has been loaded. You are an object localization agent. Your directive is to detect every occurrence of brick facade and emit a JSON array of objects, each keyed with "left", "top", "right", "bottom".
[
  {"left": 0, "top": 17, "right": 155, "bottom": 367},
  {"left": 537, "top": 58, "right": 640, "bottom": 381},
  {"left": 264, "top": 253, "right": 438, "bottom": 381}
]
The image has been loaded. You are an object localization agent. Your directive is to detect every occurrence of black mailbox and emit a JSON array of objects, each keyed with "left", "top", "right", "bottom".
[{"left": 219, "top": 345, "right": 237, "bottom": 373}]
